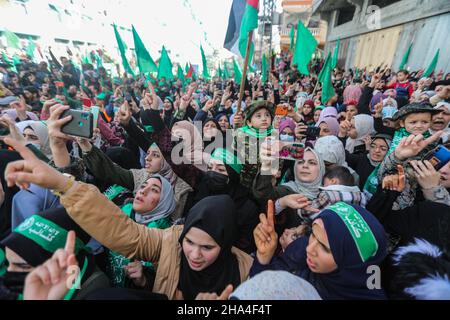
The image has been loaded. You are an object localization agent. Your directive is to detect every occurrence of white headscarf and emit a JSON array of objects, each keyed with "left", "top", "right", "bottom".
[
  {"left": 134, "top": 174, "right": 176, "bottom": 225},
  {"left": 16, "top": 121, "right": 52, "bottom": 159},
  {"left": 345, "top": 114, "right": 375, "bottom": 154},
  {"left": 283, "top": 147, "right": 326, "bottom": 200}
]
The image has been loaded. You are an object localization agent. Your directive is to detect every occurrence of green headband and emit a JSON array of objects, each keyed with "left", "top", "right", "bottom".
[
  {"left": 211, "top": 148, "right": 243, "bottom": 174},
  {"left": 327, "top": 202, "right": 379, "bottom": 263},
  {"left": 14, "top": 215, "right": 86, "bottom": 255}
]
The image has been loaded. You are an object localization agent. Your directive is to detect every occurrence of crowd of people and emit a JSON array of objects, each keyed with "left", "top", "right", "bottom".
[{"left": 0, "top": 46, "right": 450, "bottom": 300}]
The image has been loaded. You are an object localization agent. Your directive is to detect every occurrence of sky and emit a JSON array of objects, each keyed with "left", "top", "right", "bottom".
[{"left": 1, "top": 0, "right": 283, "bottom": 67}]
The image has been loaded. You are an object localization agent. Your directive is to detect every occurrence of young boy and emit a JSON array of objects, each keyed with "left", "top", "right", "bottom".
[
  {"left": 386, "top": 69, "right": 414, "bottom": 103},
  {"left": 376, "top": 102, "right": 442, "bottom": 209},
  {"left": 233, "top": 100, "right": 274, "bottom": 188}
]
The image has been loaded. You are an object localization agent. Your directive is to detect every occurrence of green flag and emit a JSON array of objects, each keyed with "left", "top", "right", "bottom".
[
  {"left": 218, "top": 64, "right": 224, "bottom": 79},
  {"left": 132, "top": 25, "right": 158, "bottom": 74},
  {"left": 289, "top": 26, "right": 295, "bottom": 52},
  {"left": 423, "top": 49, "right": 439, "bottom": 78},
  {"left": 239, "top": 0, "right": 259, "bottom": 65},
  {"left": 399, "top": 43, "right": 412, "bottom": 70},
  {"left": 177, "top": 64, "right": 185, "bottom": 81},
  {"left": 200, "top": 45, "right": 210, "bottom": 80},
  {"left": 26, "top": 37, "right": 37, "bottom": 60},
  {"left": 13, "top": 54, "right": 21, "bottom": 66},
  {"left": 261, "top": 53, "right": 268, "bottom": 83},
  {"left": 318, "top": 52, "right": 331, "bottom": 83},
  {"left": 2, "top": 52, "right": 17, "bottom": 73},
  {"left": 332, "top": 38, "right": 340, "bottom": 69},
  {"left": 233, "top": 59, "right": 243, "bottom": 84},
  {"left": 95, "top": 54, "right": 103, "bottom": 68},
  {"left": 223, "top": 61, "right": 230, "bottom": 80},
  {"left": 185, "top": 63, "right": 190, "bottom": 74},
  {"left": 249, "top": 64, "right": 256, "bottom": 73},
  {"left": 319, "top": 53, "right": 335, "bottom": 105},
  {"left": 113, "top": 24, "right": 135, "bottom": 76},
  {"left": 292, "top": 20, "right": 318, "bottom": 76},
  {"left": 157, "top": 46, "right": 174, "bottom": 81},
  {"left": 3, "top": 30, "right": 21, "bottom": 50}
]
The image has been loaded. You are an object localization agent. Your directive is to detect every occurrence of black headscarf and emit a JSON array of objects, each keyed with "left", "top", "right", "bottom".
[{"left": 178, "top": 195, "right": 241, "bottom": 300}]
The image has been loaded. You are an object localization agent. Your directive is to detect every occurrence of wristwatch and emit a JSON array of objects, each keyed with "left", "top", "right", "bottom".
[{"left": 51, "top": 173, "right": 76, "bottom": 197}]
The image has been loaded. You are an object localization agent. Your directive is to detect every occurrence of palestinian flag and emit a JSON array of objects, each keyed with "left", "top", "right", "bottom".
[{"left": 224, "top": 0, "right": 259, "bottom": 63}]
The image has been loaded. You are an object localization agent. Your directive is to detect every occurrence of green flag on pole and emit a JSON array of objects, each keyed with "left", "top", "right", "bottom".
[
  {"left": 223, "top": 61, "right": 230, "bottom": 80},
  {"left": 261, "top": 53, "right": 268, "bottom": 83},
  {"left": 218, "top": 64, "right": 224, "bottom": 79},
  {"left": 177, "top": 64, "right": 185, "bottom": 81},
  {"left": 132, "top": 25, "right": 158, "bottom": 74},
  {"left": 399, "top": 43, "right": 413, "bottom": 71},
  {"left": 239, "top": 0, "right": 259, "bottom": 65},
  {"left": 332, "top": 38, "right": 340, "bottom": 69},
  {"left": 200, "top": 45, "right": 210, "bottom": 80},
  {"left": 157, "top": 46, "right": 174, "bottom": 81},
  {"left": 318, "top": 52, "right": 331, "bottom": 83},
  {"left": 319, "top": 53, "right": 335, "bottom": 105},
  {"left": 3, "top": 30, "right": 21, "bottom": 50},
  {"left": 185, "top": 63, "right": 190, "bottom": 74},
  {"left": 423, "top": 49, "right": 440, "bottom": 78},
  {"left": 289, "top": 26, "right": 295, "bottom": 52},
  {"left": 292, "top": 20, "right": 318, "bottom": 76},
  {"left": 26, "top": 37, "right": 37, "bottom": 60},
  {"left": 113, "top": 24, "right": 135, "bottom": 76},
  {"left": 233, "top": 59, "right": 243, "bottom": 84},
  {"left": 13, "top": 54, "right": 21, "bottom": 66}
]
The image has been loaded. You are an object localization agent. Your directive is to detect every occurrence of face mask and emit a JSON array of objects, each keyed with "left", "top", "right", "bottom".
[
  {"left": 205, "top": 171, "right": 229, "bottom": 193},
  {"left": 280, "top": 134, "right": 295, "bottom": 142},
  {"left": 3, "top": 271, "right": 28, "bottom": 294}
]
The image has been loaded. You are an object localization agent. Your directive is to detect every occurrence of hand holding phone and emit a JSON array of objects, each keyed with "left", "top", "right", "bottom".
[
  {"left": 275, "top": 104, "right": 289, "bottom": 117},
  {"left": 305, "top": 126, "right": 321, "bottom": 139},
  {"left": 60, "top": 110, "right": 94, "bottom": 139},
  {"left": 421, "top": 145, "right": 450, "bottom": 171}
]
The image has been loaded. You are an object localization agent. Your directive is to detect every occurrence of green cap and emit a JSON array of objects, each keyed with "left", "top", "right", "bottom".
[{"left": 211, "top": 148, "right": 243, "bottom": 174}]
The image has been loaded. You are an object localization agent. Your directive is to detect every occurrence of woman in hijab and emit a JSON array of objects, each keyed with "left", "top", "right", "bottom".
[
  {"left": 1, "top": 207, "right": 110, "bottom": 300},
  {"left": 251, "top": 202, "right": 388, "bottom": 300},
  {"left": 317, "top": 117, "right": 340, "bottom": 138},
  {"left": 162, "top": 97, "right": 175, "bottom": 128},
  {"left": 301, "top": 100, "right": 315, "bottom": 125},
  {"left": 344, "top": 114, "right": 376, "bottom": 154},
  {"left": 215, "top": 113, "right": 231, "bottom": 132},
  {"left": 279, "top": 118, "right": 296, "bottom": 143},
  {"left": 191, "top": 148, "right": 259, "bottom": 254},
  {"left": 254, "top": 147, "right": 326, "bottom": 230},
  {"left": 106, "top": 174, "right": 176, "bottom": 289},
  {"left": 314, "top": 135, "right": 360, "bottom": 186}
]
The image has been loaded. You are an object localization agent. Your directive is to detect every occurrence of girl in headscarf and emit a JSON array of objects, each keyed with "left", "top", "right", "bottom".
[
  {"left": 15, "top": 121, "right": 52, "bottom": 159},
  {"left": 1, "top": 207, "right": 110, "bottom": 300},
  {"left": 191, "top": 148, "right": 259, "bottom": 254},
  {"left": 301, "top": 100, "right": 315, "bottom": 125},
  {"left": 251, "top": 202, "right": 388, "bottom": 300},
  {"left": 344, "top": 114, "right": 375, "bottom": 154},
  {"left": 106, "top": 174, "right": 176, "bottom": 289}
]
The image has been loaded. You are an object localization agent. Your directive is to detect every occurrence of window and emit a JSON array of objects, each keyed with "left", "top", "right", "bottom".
[
  {"left": 336, "top": 6, "right": 356, "bottom": 26},
  {"left": 371, "top": 0, "right": 401, "bottom": 8}
]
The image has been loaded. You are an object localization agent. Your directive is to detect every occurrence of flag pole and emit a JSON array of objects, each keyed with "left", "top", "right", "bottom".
[{"left": 237, "top": 31, "right": 253, "bottom": 114}]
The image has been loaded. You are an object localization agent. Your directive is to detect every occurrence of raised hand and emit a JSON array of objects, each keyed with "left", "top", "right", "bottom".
[
  {"left": 394, "top": 131, "right": 442, "bottom": 161},
  {"left": 253, "top": 200, "right": 278, "bottom": 265},
  {"left": 4, "top": 137, "right": 71, "bottom": 192},
  {"left": 117, "top": 102, "right": 132, "bottom": 127},
  {"left": 382, "top": 165, "right": 406, "bottom": 192},
  {"left": 24, "top": 231, "right": 79, "bottom": 300},
  {"left": 278, "top": 194, "right": 319, "bottom": 212},
  {"left": 48, "top": 105, "right": 72, "bottom": 146},
  {"left": 410, "top": 160, "right": 441, "bottom": 190}
]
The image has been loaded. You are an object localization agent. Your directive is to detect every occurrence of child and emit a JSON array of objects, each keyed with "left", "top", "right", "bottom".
[
  {"left": 373, "top": 103, "right": 442, "bottom": 209},
  {"left": 275, "top": 165, "right": 367, "bottom": 223},
  {"left": 385, "top": 70, "right": 414, "bottom": 103},
  {"left": 233, "top": 100, "right": 275, "bottom": 188}
]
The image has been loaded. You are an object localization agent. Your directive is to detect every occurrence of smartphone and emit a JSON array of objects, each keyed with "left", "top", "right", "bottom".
[
  {"left": 275, "top": 104, "right": 289, "bottom": 117},
  {"left": 422, "top": 145, "right": 450, "bottom": 171},
  {"left": 90, "top": 106, "right": 100, "bottom": 130},
  {"left": 306, "top": 126, "right": 321, "bottom": 139},
  {"left": 279, "top": 143, "right": 305, "bottom": 161},
  {"left": 0, "top": 124, "right": 10, "bottom": 137},
  {"left": 61, "top": 110, "right": 94, "bottom": 139}
]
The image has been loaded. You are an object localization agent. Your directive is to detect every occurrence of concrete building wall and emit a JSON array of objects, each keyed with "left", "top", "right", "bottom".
[{"left": 316, "top": 0, "right": 450, "bottom": 72}]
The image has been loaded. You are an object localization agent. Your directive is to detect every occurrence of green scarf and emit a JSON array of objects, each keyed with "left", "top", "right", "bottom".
[
  {"left": 106, "top": 203, "right": 171, "bottom": 288},
  {"left": 240, "top": 125, "right": 273, "bottom": 139}
]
